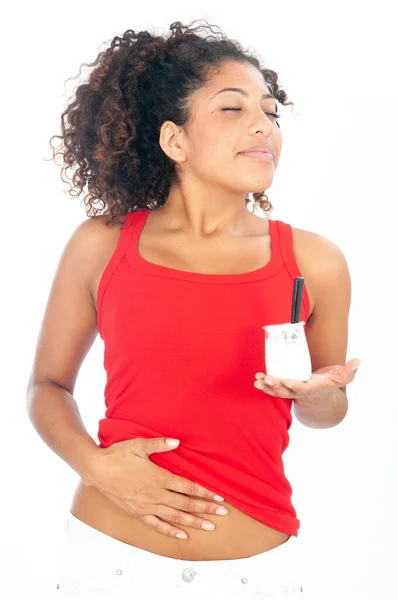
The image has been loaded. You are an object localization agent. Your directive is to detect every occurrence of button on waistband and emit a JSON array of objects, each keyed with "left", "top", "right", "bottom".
[{"left": 182, "top": 567, "right": 196, "bottom": 582}]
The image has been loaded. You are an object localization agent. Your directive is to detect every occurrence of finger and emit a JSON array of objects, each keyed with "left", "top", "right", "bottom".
[
  {"left": 282, "top": 381, "right": 302, "bottom": 392},
  {"left": 281, "top": 363, "right": 358, "bottom": 396},
  {"left": 281, "top": 375, "right": 329, "bottom": 396},
  {"left": 279, "top": 376, "right": 312, "bottom": 392},
  {"left": 254, "top": 375, "right": 276, "bottom": 390},
  {"left": 254, "top": 372, "right": 266, "bottom": 380},
  {"left": 254, "top": 379, "right": 266, "bottom": 390},
  {"left": 254, "top": 379, "right": 293, "bottom": 398},
  {"left": 348, "top": 358, "right": 361, "bottom": 373},
  {"left": 256, "top": 374, "right": 297, "bottom": 396}
]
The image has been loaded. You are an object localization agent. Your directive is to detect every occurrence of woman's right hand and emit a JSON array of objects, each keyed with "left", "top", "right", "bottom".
[{"left": 86, "top": 436, "right": 228, "bottom": 540}]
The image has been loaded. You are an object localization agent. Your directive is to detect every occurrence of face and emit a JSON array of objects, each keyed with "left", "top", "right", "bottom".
[{"left": 159, "top": 60, "right": 283, "bottom": 197}]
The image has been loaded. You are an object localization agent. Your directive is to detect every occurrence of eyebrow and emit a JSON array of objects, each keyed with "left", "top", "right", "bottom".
[
  {"left": 212, "top": 87, "right": 275, "bottom": 101},
  {"left": 211, "top": 87, "right": 277, "bottom": 111}
]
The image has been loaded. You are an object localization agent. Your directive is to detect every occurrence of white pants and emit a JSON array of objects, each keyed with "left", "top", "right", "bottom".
[{"left": 55, "top": 510, "right": 307, "bottom": 599}]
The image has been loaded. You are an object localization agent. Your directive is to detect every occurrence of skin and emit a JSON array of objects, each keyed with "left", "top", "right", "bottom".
[
  {"left": 28, "top": 58, "right": 360, "bottom": 561},
  {"left": 156, "top": 59, "right": 283, "bottom": 236},
  {"left": 157, "top": 58, "right": 360, "bottom": 413}
]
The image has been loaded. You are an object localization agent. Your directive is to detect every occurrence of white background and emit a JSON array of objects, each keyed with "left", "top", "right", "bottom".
[{"left": 1, "top": 1, "right": 397, "bottom": 598}]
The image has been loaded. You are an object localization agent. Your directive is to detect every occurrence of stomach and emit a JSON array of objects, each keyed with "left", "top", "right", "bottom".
[{"left": 70, "top": 479, "right": 291, "bottom": 561}]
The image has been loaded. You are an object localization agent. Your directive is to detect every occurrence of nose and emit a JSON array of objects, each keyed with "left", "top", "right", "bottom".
[{"left": 251, "top": 109, "right": 275, "bottom": 136}]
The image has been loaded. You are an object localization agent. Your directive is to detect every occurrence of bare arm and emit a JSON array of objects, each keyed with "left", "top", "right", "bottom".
[
  {"left": 26, "top": 216, "right": 114, "bottom": 485},
  {"left": 26, "top": 381, "right": 100, "bottom": 485},
  {"left": 293, "top": 231, "right": 352, "bottom": 427},
  {"left": 25, "top": 218, "right": 230, "bottom": 539}
]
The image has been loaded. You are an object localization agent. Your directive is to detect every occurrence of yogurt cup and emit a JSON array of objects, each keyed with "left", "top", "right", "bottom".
[{"left": 262, "top": 321, "right": 312, "bottom": 382}]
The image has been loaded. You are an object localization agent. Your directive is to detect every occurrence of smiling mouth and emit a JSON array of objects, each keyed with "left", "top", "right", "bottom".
[{"left": 239, "top": 151, "right": 274, "bottom": 160}]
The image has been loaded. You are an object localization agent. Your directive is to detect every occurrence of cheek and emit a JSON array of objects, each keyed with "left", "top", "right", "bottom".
[
  {"left": 194, "top": 118, "right": 236, "bottom": 152},
  {"left": 274, "top": 130, "right": 282, "bottom": 152},
  {"left": 191, "top": 132, "right": 234, "bottom": 168}
]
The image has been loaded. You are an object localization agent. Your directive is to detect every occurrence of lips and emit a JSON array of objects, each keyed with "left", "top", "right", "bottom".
[{"left": 239, "top": 144, "right": 274, "bottom": 156}]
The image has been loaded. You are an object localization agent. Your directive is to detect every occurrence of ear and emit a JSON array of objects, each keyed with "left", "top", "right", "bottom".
[{"left": 159, "top": 121, "right": 186, "bottom": 163}]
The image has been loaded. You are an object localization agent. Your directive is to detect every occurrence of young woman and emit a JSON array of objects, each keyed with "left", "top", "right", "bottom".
[{"left": 27, "top": 19, "right": 360, "bottom": 599}]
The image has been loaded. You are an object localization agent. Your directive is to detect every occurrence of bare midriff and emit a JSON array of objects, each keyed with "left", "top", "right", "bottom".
[
  {"left": 70, "top": 480, "right": 291, "bottom": 560},
  {"left": 76, "top": 209, "right": 314, "bottom": 561}
]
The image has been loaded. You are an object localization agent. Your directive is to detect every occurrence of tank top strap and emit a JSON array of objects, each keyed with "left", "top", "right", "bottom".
[
  {"left": 118, "top": 210, "right": 140, "bottom": 238},
  {"left": 268, "top": 218, "right": 283, "bottom": 264},
  {"left": 96, "top": 210, "right": 142, "bottom": 336},
  {"left": 274, "top": 220, "right": 300, "bottom": 280},
  {"left": 274, "top": 219, "right": 311, "bottom": 319},
  {"left": 102, "top": 210, "right": 141, "bottom": 268}
]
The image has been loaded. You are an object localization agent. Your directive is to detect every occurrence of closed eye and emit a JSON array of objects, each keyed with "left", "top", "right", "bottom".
[{"left": 222, "top": 108, "right": 280, "bottom": 119}]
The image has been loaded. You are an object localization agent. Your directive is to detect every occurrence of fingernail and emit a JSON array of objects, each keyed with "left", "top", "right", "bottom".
[
  {"left": 352, "top": 361, "right": 361, "bottom": 371},
  {"left": 216, "top": 507, "right": 228, "bottom": 515}
]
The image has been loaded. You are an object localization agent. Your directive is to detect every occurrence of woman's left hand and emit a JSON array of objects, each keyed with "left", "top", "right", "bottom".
[{"left": 253, "top": 358, "right": 361, "bottom": 399}]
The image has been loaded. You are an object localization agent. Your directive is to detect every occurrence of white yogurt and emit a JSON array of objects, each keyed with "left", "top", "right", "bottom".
[{"left": 263, "top": 321, "right": 312, "bottom": 382}]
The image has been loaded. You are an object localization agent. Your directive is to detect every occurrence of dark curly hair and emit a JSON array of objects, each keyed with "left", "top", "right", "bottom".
[{"left": 48, "top": 19, "right": 295, "bottom": 227}]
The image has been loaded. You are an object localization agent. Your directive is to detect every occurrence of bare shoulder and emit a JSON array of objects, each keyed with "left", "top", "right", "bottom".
[
  {"left": 290, "top": 226, "right": 350, "bottom": 316},
  {"left": 68, "top": 214, "right": 123, "bottom": 257},
  {"left": 77, "top": 213, "right": 124, "bottom": 238},
  {"left": 75, "top": 214, "right": 126, "bottom": 307},
  {"left": 290, "top": 226, "right": 352, "bottom": 389},
  {"left": 26, "top": 214, "right": 125, "bottom": 393},
  {"left": 291, "top": 226, "right": 349, "bottom": 274}
]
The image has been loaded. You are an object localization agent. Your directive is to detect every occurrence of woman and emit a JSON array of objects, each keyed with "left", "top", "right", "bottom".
[{"left": 27, "top": 19, "right": 360, "bottom": 599}]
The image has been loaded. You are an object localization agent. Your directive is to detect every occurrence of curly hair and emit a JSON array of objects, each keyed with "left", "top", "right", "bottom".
[{"left": 48, "top": 19, "right": 295, "bottom": 227}]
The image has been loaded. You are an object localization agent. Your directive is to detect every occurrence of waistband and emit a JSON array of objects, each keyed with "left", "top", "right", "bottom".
[{"left": 64, "top": 510, "right": 304, "bottom": 588}]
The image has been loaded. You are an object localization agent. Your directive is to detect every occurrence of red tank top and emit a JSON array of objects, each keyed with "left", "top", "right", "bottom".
[{"left": 96, "top": 208, "right": 310, "bottom": 537}]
